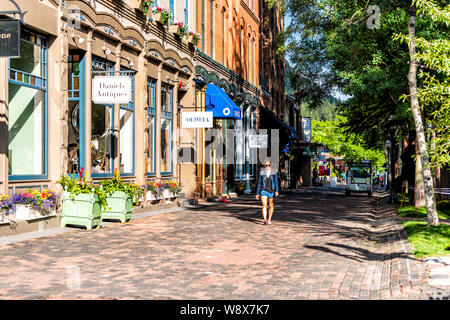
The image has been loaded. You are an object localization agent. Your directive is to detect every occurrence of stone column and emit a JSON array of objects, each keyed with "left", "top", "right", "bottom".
[
  {"left": 172, "top": 72, "right": 179, "bottom": 182},
  {"left": 135, "top": 51, "right": 147, "bottom": 186}
]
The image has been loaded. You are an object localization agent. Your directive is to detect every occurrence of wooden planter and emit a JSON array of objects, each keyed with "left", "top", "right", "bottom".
[
  {"left": 152, "top": 12, "right": 163, "bottom": 24},
  {"left": 169, "top": 24, "right": 181, "bottom": 35},
  {"left": 102, "top": 191, "right": 133, "bottom": 223},
  {"left": 128, "top": 0, "right": 144, "bottom": 12},
  {"left": 61, "top": 192, "right": 101, "bottom": 230}
]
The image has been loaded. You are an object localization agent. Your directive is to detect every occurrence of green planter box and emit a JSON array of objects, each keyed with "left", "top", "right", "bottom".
[
  {"left": 102, "top": 191, "right": 132, "bottom": 223},
  {"left": 61, "top": 192, "right": 102, "bottom": 230}
]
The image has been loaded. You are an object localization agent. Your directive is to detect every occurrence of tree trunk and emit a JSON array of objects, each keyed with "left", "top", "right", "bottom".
[
  {"left": 407, "top": 5, "right": 439, "bottom": 226},
  {"left": 414, "top": 141, "right": 425, "bottom": 207}
]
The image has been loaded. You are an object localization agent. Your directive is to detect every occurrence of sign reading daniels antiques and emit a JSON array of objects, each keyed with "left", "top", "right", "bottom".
[
  {"left": 181, "top": 112, "right": 213, "bottom": 128},
  {"left": 92, "top": 76, "right": 132, "bottom": 104},
  {"left": 0, "top": 20, "right": 20, "bottom": 58}
]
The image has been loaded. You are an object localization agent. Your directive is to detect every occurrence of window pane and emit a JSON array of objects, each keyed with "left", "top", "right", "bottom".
[
  {"left": 67, "top": 101, "right": 80, "bottom": 174},
  {"left": 8, "top": 83, "right": 45, "bottom": 175},
  {"left": 120, "top": 109, "right": 133, "bottom": 174},
  {"left": 10, "top": 40, "right": 42, "bottom": 76},
  {"left": 91, "top": 104, "right": 112, "bottom": 174},
  {"left": 147, "top": 114, "right": 155, "bottom": 173},
  {"left": 161, "top": 118, "right": 171, "bottom": 173},
  {"left": 161, "top": 86, "right": 167, "bottom": 111}
]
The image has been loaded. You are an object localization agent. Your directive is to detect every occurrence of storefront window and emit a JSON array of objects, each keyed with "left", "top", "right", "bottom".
[
  {"left": 8, "top": 84, "right": 45, "bottom": 176},
  {"left": 147, "top": 78, "right": 156, "bottom": 175},
  {"left": 67, "top": 52, "right": 84, "bottom": 174},
  {"left": 120, "top": 109, "right": 133, "bottom": 174},
  {"left": 8, "top": 29, "right": 47, "bottom": 178},
  {"left": 91, "top": 103, "right": 113, "bottom": 174},
  {"left": 119, "top": 69, "right": 135, "bottom": 175},
  {"left": 160, "top": 118, "right": 171, "bottom": 173},
  {"left": 91, "top": 57, "right": 114, "bottom": 176},
  {"left": 161, "top": 83, "right": 173, "bottom": 174}
]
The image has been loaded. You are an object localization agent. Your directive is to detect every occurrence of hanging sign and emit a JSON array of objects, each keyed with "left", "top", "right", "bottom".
[
  {"left": 0, "top": 20, "right": 20, "bottom": 58},
  {"left": 182, "top": 111, "right": 213, "bottom": 128},
  {"left": 92, "top": 76, "right": 132, "bottom": 104}
]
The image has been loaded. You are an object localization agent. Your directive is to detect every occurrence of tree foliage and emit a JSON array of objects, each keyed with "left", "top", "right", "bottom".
[{"left": 312, "top": 116, "right": 386, "bottom": 168}]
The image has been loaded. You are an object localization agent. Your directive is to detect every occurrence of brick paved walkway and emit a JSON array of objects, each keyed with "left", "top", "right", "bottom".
[{"left": 0, "top": 188, "right": 448, "bottom": 300}]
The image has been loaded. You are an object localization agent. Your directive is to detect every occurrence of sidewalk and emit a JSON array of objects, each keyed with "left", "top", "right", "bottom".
[{"left": 0, "top": 200, "right": 222, "bottom": 246}]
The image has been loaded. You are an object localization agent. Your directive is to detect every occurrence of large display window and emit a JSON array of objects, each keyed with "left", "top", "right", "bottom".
[
  {"left": 160, "top": 83, "right": 173, "bottom": 174},
  {"left": 8, "top": 29, "right": 48, "bottom": 179}
]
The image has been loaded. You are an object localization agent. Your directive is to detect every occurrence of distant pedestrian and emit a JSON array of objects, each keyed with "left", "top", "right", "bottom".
[{"left": 256, "top": 158, "right": 279, "bottom": 225}]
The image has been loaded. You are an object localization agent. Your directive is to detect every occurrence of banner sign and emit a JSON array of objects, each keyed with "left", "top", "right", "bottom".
[
  {"left": 301, "top": 117, "right": 311, "bottom": 142},
  {"left": 92, "top": 76, "right": 132, "bottom": 104},
  {"left": 0, "top": 20, "right": 20, "bottom": 58},
  {"left": 181, "top": 111, "right": 213, "bottom": 128},
  {"left": 249, "top": 134, "right": 269, "bottom": 148}
]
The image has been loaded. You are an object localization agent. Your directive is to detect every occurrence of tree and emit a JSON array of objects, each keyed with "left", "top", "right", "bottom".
[
  {"left": 311, "top": 116, "right": 386, "bottom": 168},
  {"left": 279, "top": 0, "right": 446, "bottom": 225}
]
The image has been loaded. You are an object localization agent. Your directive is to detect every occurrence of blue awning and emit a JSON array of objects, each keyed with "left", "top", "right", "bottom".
[{"left": 205, "top": 84, "right": 241, "bottom": 119}]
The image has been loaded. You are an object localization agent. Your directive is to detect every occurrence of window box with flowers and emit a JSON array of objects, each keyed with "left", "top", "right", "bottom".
[
  {"left": 0, "top": 195, "right": 15, "bottom": 224},
  {"left": 8, "top": 190, "right": 60, "bottom": 221},
  {"left": 146, "top": 182, "right": 164, "bottom": 201},
  {"left": 170, "top": 21, "right": 188, "bottom": 38},
  {"left": 186, "top": 31, "right": 202, "bottom": 46},
  {"left": 164, "top": 181, "right": 181, "bottom": 199},
  {"left": 99, "top": 170, "right": 144, "bottom": 223},
  {"left": 152, "top": 6, "right": 173, "bottom": 27},
  {"left": 128, "top": 0, "right": 154, "bottom": 14},
  {"left": 57, "top": 168, "right": 107, "bottom": 230}
]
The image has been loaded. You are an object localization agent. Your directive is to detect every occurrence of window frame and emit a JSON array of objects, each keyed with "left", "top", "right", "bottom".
[{"left": 7, "top": 28, "right": 48, "bottom": 181}]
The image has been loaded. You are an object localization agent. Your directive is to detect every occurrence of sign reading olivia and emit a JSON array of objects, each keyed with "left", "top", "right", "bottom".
[
  {"left": 181, "top": 112, "right": 213, "bottom": 128},
  {"left": 92, "top": 76, "right": 132, "bottom": 104}
]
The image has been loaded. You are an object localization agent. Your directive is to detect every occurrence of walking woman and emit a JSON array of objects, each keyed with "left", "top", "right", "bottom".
[{"left": 256, "top": 158, "right": 279, "bottom": 225}]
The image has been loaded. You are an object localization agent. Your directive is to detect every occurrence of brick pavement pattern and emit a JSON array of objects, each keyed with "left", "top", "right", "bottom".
[{"left": 0, "top": 188, "right": 448, "bottom": 300}]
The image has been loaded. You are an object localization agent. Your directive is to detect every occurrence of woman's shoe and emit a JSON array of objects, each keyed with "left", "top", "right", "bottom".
[
  {"left": 267, "top": 221, "right": 272, "bottom": 225},
  {"left": 263, "top": 219, "right": 267, "bottom": 225}
]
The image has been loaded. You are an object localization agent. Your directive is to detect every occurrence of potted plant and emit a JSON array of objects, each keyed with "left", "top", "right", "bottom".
[
  {"left": 166, "top": 181, "right": 181, "bottom": 198},
  {"left": 128, "top": 0, "right": 153, "bottom": 14},
  {"left": 170, "top": 21, "right": 188, "bottom": 37},
  {"left": 57, "top": 168, "right": 107, "bottom": 230},
  {"left": 0, "top": 194, "right": 14, "bottom": 223},
  {"left": 152, "top": 6, "right": 173, "bottom": 27},
  {"left": 186, "top": 30, "right": 201, "bottom": 46},
  {"left": 146, "top": 181, "right": 164, "bottom": 201},
  {"left": 100, "top": 169, "right": 142, "bottom": 223},
  {"left": 9, "top": 189, "right": 60, "bottom": 220}
]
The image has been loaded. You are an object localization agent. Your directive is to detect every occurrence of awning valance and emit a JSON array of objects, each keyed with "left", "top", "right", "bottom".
[{"left": 205, "top": 84, "right": 241, "bottom": 119}]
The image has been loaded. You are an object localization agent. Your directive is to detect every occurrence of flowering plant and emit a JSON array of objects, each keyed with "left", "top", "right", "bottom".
[
  {"left": 9, "top": 189, "right": 60, "bottom": 214},
  {"left": 152, "top": 6, "right": 173, "bottom": 26},
  {"left": 100, "top": 169, "right": 145, "bottom": 207},
  {"left": 140, "top": 0, "right": 154, "bottom": 15},
  {"left": 171, "top": 20, "right": 189, "bottom": 37},
  {"left": 164, "top": 181, "right": 181, "bottom": 195},
  {"left": 57, "top": 168, "right": 108, "bottom": 210},
  {"left": 147, "top": 182, "right": 165, "bottom": 197},
  {"left": 0, "top": 194, "right": 15, "bottom": 217},
  {"left": 186, "top": 30, "right": 201, "bottom": 45}
]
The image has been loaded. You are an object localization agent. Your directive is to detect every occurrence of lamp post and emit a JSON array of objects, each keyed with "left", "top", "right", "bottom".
[{"left": 386, "top": 139, "right": 392, "bottom": 197}]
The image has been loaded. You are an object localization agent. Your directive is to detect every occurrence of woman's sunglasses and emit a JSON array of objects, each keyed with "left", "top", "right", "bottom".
[{"left": 265, "top": 164, "right": 271, "bottom": 167}]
